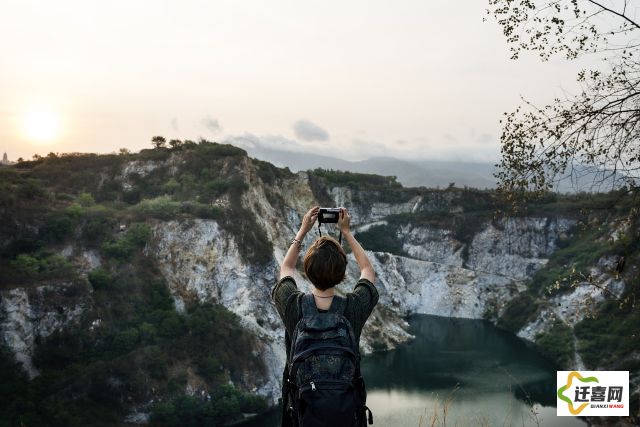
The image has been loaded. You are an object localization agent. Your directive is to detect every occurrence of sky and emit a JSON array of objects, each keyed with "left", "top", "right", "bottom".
[{"left": 0, "top": 0, "right": 597, "bottom": 163}]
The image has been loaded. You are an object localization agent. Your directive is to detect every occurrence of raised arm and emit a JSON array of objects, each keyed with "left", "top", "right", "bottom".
[
  {"left": 337, "top": 207, "right": 375, "bottom": 284},
  {"left": 279, "top": 206, "right": 319, "bottom": 280}
]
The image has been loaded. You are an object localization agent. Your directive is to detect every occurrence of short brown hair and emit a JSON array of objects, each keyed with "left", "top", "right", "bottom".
[{"left": 303, "top": 236, "right": 347, "bottom": 291}]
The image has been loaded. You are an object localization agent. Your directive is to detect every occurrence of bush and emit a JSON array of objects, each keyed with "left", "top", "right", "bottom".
[
  {"left": 40, "top": 212, "right": 75, "bottom": 242},
  {"left": 574, "top": 276, "right": 640, "bottom": 368},
  {"left": 77, "top": 192, "right": 95, "bottom": 207},
  {"left": 101, "top": 223, "right": 151, "bottom": 259},
  {"left": 158, "top": 312, "right": 186, "bottom": 338},
  {"left": 9, "top": 253, "right": 75, "bottom": 283},
  {"left": 535, "top": 320, "right": 574, "bottom": 368},
  {"left": 131, "top": 196, "right": 181, "bottom": 220},
  {"left": 149, "top": 385, "right": 267, "bottom": 427},
  {"left": 355, "top": 224, "right": 404, "bottom": 255},
  {"left": 83, "top": 213, "right": 117, "bottom": 246},
  {"left": 112, "top": 328, "right": 140, "bottom": 353},
  {"left": 497, "top": 293, "right": 539, "bottom": 333},
  {"left": 10, "top": 254, "right": 40, "bottom": 279},
  {"left": 88, "top": 267, "right": 113, "bottom": 290}
]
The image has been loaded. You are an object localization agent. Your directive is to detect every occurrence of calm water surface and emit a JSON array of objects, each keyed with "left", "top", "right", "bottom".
[{"left": 241, "top": 315, "right": 586, "bottom": 427}]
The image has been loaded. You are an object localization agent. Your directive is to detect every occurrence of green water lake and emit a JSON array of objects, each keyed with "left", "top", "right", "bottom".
[{"left": 240, "top": 315, "right": 586, "bottom": 427}]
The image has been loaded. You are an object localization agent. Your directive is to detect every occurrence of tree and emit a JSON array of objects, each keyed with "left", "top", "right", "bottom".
[
  {"left": 487, "top": 0, "right": 640, "bottom": 204},
  {"left": 151, "top": 135, "right": 167, "bottom": 149},
  {"left": 168, "top": 139, "right": 183, "bottom": 149},
  {"left": 118, "top": 147, "right": 131, "bottom": 156}
]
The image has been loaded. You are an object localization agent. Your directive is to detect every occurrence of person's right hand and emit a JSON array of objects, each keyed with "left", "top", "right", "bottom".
[
  {"left": 300, "top": 206, "right": 320, "bottom": 234},
  {"left": 337, "top": 207, "right": 351, "bottom": 233}
]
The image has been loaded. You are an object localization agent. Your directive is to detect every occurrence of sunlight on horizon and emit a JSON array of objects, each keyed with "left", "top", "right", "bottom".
[{"left": 22, "top": 107, "right": 62, "bottom": 145}]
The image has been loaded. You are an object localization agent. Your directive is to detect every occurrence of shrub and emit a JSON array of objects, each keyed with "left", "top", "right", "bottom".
[
  {"left": 40, "top": 212, "right": 75, "bottom": 242},
  {"left": 158, "top": 312, "right": 186, "bottom": 338},
  {"left": 112, "top": 328, "right": 140, "bottom": 353},
  {"left": 64, "top": 203, "right": 85, "bottom": 220},
  {"left": 101, "top": 222, "right": 151, "bottom": 259},
  {"left": 131, "top": 196, "right": 181, "bottom": 220},
  {"left": 77, "top": 192, "right": 95, "bottom": 207},
  {"left": 82, "top": 214, "right": 117, "bottom": 246},
  {"left": 88, "top": 267, "right": 113, "bottom": 290},
  {"left": 10, "top": 254, "right": 40, "bottom": 279},
  {"left": 17, "top": 179, "right": 45, "bottom": 199},
  {"left": 149, "top": 385, "right": 267, "bottom": 427},
  {"left": 497, "top": 293, "right": 539, "bottom": 333},
  {"left": 39, "top": 254, "right": 74, "bottom": 278},
  {"left": 9, "top": 253, "right": 75, "bottom": 283},
  {"left": 355, "top": 224, "right": 404, "bottom": 255},
  {"left": 535, "top": 320, "right": 574, "bottom": 368},
  {"left": 163, "top": 178, "right": 180, "bottom": 194}
]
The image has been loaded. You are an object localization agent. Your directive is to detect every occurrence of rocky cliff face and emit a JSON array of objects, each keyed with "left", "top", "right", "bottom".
[
  {"left": 0, "top": 155, "right": 582, "bottom": 410},
  {"left": 0, "top": 283, "right": 89, "bottom": 378},
  {"left": 139, "top": 170, "right": 577, "bottom": 404}
]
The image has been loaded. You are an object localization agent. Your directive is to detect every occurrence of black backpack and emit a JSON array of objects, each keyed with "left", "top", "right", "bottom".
[{"left": 281, "top": 294, "right": 374, "bottom": 427}]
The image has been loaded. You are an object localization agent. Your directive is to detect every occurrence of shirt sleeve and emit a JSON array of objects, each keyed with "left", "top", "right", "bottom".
[
  {"left": 346, "top": 278, "right": 379, "bottom": 337},
  {"left": 271, "top": 275, "right": 303, "bottom": 336}
]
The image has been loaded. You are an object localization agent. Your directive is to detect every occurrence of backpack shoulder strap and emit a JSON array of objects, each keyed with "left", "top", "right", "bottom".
[
  {"left": 300, "top": 293, "right": 317, "bottom": 318},
  {"left": 328, "top": 295, "right": 346, "bottom": 315}
]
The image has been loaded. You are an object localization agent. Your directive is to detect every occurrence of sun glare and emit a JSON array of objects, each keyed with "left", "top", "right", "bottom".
[{"left": 23, "top": 109, "right": 61, "bottom": 143}]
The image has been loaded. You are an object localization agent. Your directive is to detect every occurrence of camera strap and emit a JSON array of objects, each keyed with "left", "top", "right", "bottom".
[{"left": 317, "top": 223, "right": 343, "bottom": 245}]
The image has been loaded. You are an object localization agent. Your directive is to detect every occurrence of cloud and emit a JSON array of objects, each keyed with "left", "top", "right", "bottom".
[
  {"left": 224, "top": 132, "right": 500, "bottom": 164},
  {"left": 443, "top": 133, "right": 457, "bottom": 142},
  {"left": 224, "top": 133, "right": 306, "bottom": 153},
  {"left": 171, "top": 118, "right": 179, "bottom": 131},
  {"left": 202, "top": 116, "right": 221, "bottom": 133},
  {"left": 292, "top": 120, "right": 329, "bottom": 142}
]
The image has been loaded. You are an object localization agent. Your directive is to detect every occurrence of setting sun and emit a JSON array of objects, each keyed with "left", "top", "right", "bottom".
[{"left": 23, "top": 109, "right": 61, "bottom": 143}]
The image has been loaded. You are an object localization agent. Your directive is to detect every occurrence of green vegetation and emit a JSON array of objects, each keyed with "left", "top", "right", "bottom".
[
  {"left": 535, "top": 320, "right": 574, "bottom": 368},
  {"left": 252, "top": 158, "right": 293, "bottom": 185},
  {"left": 101, "top": 223, "right": 151, "bottom": 259},
  {"left": 495, "top": 191, "right": 640, "bottom": 374},
  {"left": 574, "top": 273, "right": 640, "bottom": 370},
  {"left": 0, "top": 143, "right": 275, "bottom": 426},
  {"left": 150, "top": 385, "right": 267, "bottom": 427},
  {"left": 355, "top": 224, "right": 405, "bottom": 256},
  {"left": 130, "top": 196, "right": 182, "bottom": 220},
  {"left": 0, "top": 255, "right": 266, "bottom": 427},
  {"left": 9, "top": 252, "right": 76, "bottom": 283},
  {"left": 310, "top": 169, "right": 417, "bottom": 205},
  {"left": 497, "top": 293, "right": 539, "bottom": 334}
]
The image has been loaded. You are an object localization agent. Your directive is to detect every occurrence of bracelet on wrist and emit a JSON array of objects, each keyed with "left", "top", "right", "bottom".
[{"left": 290, "top": 238, "right": 302, "bottom": 248}]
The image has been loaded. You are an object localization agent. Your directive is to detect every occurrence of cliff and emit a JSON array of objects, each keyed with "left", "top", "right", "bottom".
[{"left": 0, "top": 143, "right": 637, "bottom": 425}]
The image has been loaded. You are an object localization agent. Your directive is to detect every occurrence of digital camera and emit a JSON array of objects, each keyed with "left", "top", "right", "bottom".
[{"left": 318, "top": 207, "right": 341, "bottom": 224}]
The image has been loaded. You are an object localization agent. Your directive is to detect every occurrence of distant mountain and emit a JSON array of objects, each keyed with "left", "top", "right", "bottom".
[
  {"left": 229, "top": 140, "right": 633, "bottom": 193},
  {"left": 230, "top": 142, "right": 499, "bottom": 190}
]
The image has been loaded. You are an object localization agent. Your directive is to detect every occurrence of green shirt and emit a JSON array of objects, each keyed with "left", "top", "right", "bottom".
[{"left": 271, "top": 276, "right": 379, "bottom": 358}]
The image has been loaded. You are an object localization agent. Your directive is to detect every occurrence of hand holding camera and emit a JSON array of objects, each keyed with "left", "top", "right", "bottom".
[
  {"left": 336, "top": 207, "right": 350, "bottom": 234},
  {"left": 317, "top": 207, "right": 350, "bottom": 233},
  {"left": 300, "top": 206, "right": 320, "bottom": 234}
]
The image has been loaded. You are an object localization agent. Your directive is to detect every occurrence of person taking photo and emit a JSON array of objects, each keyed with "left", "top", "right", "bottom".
[{"left": 272, "top": 206, "right": 378, "bottom": 426}]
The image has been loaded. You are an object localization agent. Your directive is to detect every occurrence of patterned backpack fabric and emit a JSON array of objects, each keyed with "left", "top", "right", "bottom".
[{"left": 282, "top": 294, "right": 373, "bottom": 427}]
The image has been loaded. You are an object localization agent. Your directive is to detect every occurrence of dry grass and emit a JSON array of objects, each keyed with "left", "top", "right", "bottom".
[{"left": 416, "top": 378, "right": 543, "bottom": 427}]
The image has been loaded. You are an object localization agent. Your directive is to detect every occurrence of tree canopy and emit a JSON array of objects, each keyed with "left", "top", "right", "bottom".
[{"left": 487, "top": 0, "right": 640, "bottom": 204}]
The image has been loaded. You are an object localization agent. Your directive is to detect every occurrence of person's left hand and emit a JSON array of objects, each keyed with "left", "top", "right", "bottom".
[{"left": 300, "top": 206, "right": 320, "bottom": 234}]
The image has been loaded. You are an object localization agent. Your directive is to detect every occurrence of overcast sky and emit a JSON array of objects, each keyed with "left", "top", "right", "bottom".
[{"left": 0, "top": 0, "right": 596, "bottom": 163}]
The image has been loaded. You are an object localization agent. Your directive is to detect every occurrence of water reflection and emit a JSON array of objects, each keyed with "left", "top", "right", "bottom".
[{"left": 241, "top": 315, "right": 585, "bottom": 427}]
